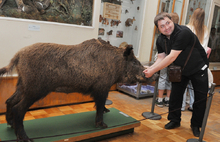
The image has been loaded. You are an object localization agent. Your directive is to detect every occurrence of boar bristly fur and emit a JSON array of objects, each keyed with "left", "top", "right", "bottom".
[{"left": 0, "top": 38, "right": 155, "bottom": 142}]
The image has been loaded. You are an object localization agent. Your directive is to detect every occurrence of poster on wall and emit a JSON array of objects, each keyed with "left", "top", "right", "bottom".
[
  {"left": 0, "top": 0, "right": 94, "bottom": 26},
  {"left": 103, "top": 2, "right": 121, "bottom": 20}
]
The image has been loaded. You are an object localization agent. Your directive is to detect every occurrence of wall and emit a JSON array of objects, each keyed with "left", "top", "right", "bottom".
[
  {"left": 0, "top": 0, "right": 101, "bottom": 68},
  {"left": 0, "top": 0, "right": 158, "bottom": 68},
  {"left": 138, "top": 0, "right": 159, "bottom": 63}
]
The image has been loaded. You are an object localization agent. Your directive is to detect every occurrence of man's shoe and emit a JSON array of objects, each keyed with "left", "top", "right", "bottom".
[
  {"left": 155, "top": 98, "right": 163, "bottom": 107},
  {"left": 191, "top": 125, "right": 200, "bottom": 137},
  {"left": 165, "top": 121, "right": 180, "bottom": 129},
  {"left": 188, "top": 107, "right": 193, "bottom": 112},
  {"left": 163, "top": 98, "right": 169, "bottom": 107}
]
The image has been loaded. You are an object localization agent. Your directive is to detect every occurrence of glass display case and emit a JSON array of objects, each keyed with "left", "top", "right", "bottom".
[
  {"left": 117, "top": 83, "right": 155, "bottom": 99},
  {"left": 98, "top": 0, "right": 146, "bottom": 56},
  {"left": 117, "top": 61, "right": 156, "bottom": 99}
]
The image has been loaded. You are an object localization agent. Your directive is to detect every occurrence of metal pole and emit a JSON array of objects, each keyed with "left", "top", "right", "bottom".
[
  {"left": 151, "top": 78, "right": 158, "bottom": 113},
  {"left": 187, "top": 83, "right": 216, "bottom": 142},
  {"left": 142, "top": 75, "right": 162, "bottom": 120}
]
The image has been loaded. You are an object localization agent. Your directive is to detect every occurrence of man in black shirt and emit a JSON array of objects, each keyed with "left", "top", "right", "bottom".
[{"left": 143, "top": 12, "right": 208, "bottom": 137}]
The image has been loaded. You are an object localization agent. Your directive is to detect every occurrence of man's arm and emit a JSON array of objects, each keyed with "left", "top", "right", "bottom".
[
  {"left": 149, "top": 52, "right": 166, "bottom": 69},
  {"left": 143, "top": 50, "right": 182, "bottom": 78}
]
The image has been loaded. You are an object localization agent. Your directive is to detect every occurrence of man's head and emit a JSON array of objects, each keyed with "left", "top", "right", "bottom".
[
  {"left": 170, "top": 12, "right": 179, "bottom": 24},
  {"left": 154, "top": 12, "right": 174, "bottom": 38},
  {"left": 211, "top": 27, "right": 216, "bottom": 35}
]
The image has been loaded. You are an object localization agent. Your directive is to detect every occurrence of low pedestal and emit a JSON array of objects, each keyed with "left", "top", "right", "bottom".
[{"left": 0, "top": 108, "right": 140, "bottom": 142}]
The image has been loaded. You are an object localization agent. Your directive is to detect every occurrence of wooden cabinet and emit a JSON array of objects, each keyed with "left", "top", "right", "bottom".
[
  {"left": 0, "top": 77, "right": 116, "bottom": 113},
  {"left": 211, "top": 70, "right": 220, "bottom": 86}
]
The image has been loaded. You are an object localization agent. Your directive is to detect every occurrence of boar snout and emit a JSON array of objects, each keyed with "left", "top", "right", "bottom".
[
  {"left": 142, "top": 72, "right": 146, "bottom": 79},
  {"left": 140, "top": 72, "right": 159, "bottom": 84},
  {"left": 135, "top": 72, "right": 149, "bottom": 83}
]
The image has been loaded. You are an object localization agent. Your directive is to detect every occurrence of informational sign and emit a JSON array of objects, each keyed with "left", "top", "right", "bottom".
[
  {"left": 103, "top": 2, "right": 121, "bottom": 20},
  {"left": 28, "top": 24, "right": 40, "bottom": 31}
]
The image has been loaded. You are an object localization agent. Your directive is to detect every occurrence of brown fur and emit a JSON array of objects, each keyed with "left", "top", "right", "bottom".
[{"left": 0, "top": 38, "right": 156, "bottom": 141}]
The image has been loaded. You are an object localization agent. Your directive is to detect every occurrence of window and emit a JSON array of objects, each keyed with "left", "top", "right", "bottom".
[{"left": 208, "top": 5, "right": 220, "bottom": 62}]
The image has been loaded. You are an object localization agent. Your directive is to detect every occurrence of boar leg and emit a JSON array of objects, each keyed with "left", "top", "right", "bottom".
[
  {"left": 103, "top": 94, "right": 110, "bottom": 113},
  {"left": 12, "top": 90, "right": 49, "bottom": 142},
  {"left": 6, "top": 91, "right": 22, "bottom": 127},
  {"left": 6, "top": 78, "right": 23, "bottom": 127},
  {"left": 93, "top": 92, "right": 108, "bottom": 128}
]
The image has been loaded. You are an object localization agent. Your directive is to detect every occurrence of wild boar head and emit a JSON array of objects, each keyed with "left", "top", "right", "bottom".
[{"left": 121, "top": 45, "right": 158, "bottom": 84}]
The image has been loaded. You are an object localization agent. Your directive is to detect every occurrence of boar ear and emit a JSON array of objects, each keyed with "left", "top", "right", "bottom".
[{"left": 123, "top": 45, "right": 133, "bottom": 57}]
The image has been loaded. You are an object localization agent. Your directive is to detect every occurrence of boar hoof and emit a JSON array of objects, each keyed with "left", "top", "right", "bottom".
[
  {"left": 24, "top": 139, "right": 34, "bottom": 142},
  {"left": 18, "top": 138, "right": 34, "bottom": 142},
  {"left": 7, "top": 124, "right": 14, "bottom": 129},
  {"left": 103, "top": 108, "right": 110, "bottom": 113},
  {"left": 7, "top": 121, "right": 14, "bottom": 128},
  {"left": 95, "top": 121, "right": 108, "bottom": 128},
  {"left": 17, "top": 134, "right": 34, "bottom": 142}
]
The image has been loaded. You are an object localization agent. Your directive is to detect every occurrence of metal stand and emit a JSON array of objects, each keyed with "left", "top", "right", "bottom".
[
  {"left": 142, "top": 75, "right": 162, "bottom": 120},
  {"left": 105, "top": 99, "right": 113, "bottom": 105},
  {"left": 187, "top": 83, "right": 216, "bottom": 142}
]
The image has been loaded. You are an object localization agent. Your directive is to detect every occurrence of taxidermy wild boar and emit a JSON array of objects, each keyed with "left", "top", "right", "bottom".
[{"left": 0, "top": 38, "right": 157, "bottom": 142}]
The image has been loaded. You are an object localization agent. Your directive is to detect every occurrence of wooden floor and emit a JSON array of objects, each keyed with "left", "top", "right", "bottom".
[{"left": 0, "top": 87, "right": 220, "bottom": 142}]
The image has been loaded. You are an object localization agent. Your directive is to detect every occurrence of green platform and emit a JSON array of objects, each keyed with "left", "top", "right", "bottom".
[{"left": 0, "top": 108, "right": 140, "bottom": 142}]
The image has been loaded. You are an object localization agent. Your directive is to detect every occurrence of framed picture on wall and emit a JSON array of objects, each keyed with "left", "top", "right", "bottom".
[
  {"left": 103, "top": 2, "right": 121, "bottom": 20},
  {"left": 99, "top": 28, "right": 105, "bottom": 35},
  {"left": 0, "top": 0, "right": 94, "bottom": 26},
  {"left": 116, "top": 31, "right": 123, "bottom": 38}
]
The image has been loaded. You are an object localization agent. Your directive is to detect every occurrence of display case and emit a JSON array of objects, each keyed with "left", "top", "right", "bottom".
[
  {"left": 117, "top": 83, "right": 155, "bottom": 99},
  {"left": 98, "top": 0, "right": 147, "bottom": 56},
  {"left": 117, "top": 61, "right": 156, "bottom": 99}
]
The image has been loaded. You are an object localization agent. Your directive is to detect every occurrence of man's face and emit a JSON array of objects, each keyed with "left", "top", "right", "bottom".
[
  {"left": 158, "top": 17, "right": 174, "bottom": 38},
  {"left": 211, "top": 29, "right": 216, "bottom": 35}
]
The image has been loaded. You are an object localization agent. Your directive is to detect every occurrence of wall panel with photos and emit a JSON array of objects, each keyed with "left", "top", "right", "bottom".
[{"left": 98, "top": 0, "right": 146, "bottom": 57}]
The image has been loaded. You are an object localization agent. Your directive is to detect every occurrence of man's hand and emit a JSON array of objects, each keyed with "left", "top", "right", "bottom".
[{"left": 143, "top": 68, "right": 155, "bottom": 78}]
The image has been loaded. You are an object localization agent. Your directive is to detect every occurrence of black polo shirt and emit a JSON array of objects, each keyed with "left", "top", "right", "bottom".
[{"left": 156, "top": 24, "right": 209, "bottom": 76}]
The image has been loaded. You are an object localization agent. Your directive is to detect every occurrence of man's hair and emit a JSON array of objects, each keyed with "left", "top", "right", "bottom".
[
  {"left": 211, "top": 27, "right": 216, "bottom": 31},
  {"left": 154, "top": 12, "right": 171, "bottom": 28}
]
